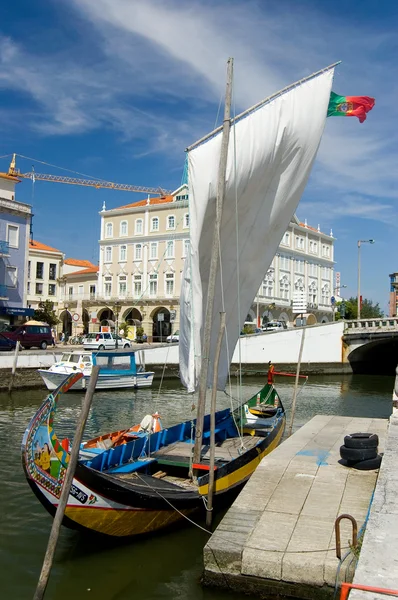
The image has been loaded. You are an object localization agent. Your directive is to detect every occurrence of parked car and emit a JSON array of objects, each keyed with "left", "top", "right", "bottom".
[
  {"left": 2, "top": 323, "right": 53, "bottom": 349},
  {"left": 262, "top": 321, "right": 287, "bottom": 332},
  {"left": 82, "top": 332, "right": 131, "bottom": 350},
  {"left": 166, "top": 330, "right": 179, "bottom": 343},
  {"left": 0, "top": 333, "right": 17, "bottom": 351}
]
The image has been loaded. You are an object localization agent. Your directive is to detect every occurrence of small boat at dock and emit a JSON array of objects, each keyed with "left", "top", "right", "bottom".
[{"left": 38, "top": 349, "right": 154, "bottom": 391}]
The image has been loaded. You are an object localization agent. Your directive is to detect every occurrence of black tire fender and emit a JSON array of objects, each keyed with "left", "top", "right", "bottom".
[
  {"left": 339, "top": 445, "right": 377, "bottom": 462},
  {"left": 344, "top": 433, "right": 378, "bottom": 449}
]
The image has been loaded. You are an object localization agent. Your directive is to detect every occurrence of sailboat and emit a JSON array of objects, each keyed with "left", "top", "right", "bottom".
[{"left": 21, "top": 59, "right": 337, "bottom": 537}]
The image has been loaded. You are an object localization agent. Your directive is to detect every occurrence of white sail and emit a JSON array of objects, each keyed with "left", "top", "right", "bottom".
[{"left": 179, "top": 67, "right": 335, "bottom": 392}]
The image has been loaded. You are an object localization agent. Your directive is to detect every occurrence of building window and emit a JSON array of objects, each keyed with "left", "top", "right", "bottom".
[
  {"left": 104, "top": 277, "right": 112, "bottom": 298},
  {"left": 321, "top": 284, "right": 330, "bottom": 305},
  {"left": 308, "top": 281, "right": 317, "bottom": 304},
  {"left": 166, "top": 240, "right": 174, "bottom": 258},
  {"left": 7, "top": 224, "right": 19, "bottom": 248},
  {"left": 28, "top": 261, "right": 31, "bottom": 279},
  {"left": 165, "top": 273, "right": 174, "bottom": 296},
  {"left": 6, "top": 266, "right": 17, "bottom": 287},
  {"left": 279, "top": 276, "right": 289, "bottom": 300},
  {"left": 68, "top": 286, "right": 74, "bottom": 299},
  {"left": 294, "top": 277, "right": 304, "bottom": 291},
  {"left": 295, "top": 236, "right": 305, "bottom": 250},
  {"left": 281, "top": 232, "right": 290, "bottom": 246},
  {"left": 105, "top": 223, "right": 113, "bottom": 238},
  {"left": 262, "top": 275, "right": 273, "bottom": 297},
  {"left": 322, "top": 244, "right": 330, "bottom": 258},
  {"left": 150, "top": 242, "right": 158, "bottom": 259},
  {"left": 120, "top": 221, "right": 128, "bottom": 236},
  {"left": 135, "top": 219, "right": 143, "bottom": 235},
  {"left": 105, "top": 246, "right": 112, "bottom": 262},
  {"left": 134, "top": 244, "right": 142, "bottom": 261},
  {"left": 133, "top": 275, "right": 142, "bottom": 297},
  {"left": 295, "top": 259, "right": 305, "bottom": 274},
  {"left": 119, "top": 245, "right": 127, "bottom": 262},
  {"left": 167, "top": 215, "right": 176, "bottom": 230},
  {"left": 308, "top": 263, "right": 318, "bottom": 277},
  {"left": 176, "top": 194, "right": 189, "bottom": 201},
  {"left": 183, "top": 239, "right": 190, "bottom": 257},
  {"left": 149, "top": 273, "right": 158, "bottom": 296},
  {"left": 119, "top": 275, "right": 127, "bottom": 297},
  {"left": 279, "top": 254, "right": 290, "bottom": 271},
  {"left": 183, "top": 213, "right": 189, "bottom": 228},
  {"left": 27, "top": 281, "right": 30, "bottom": 294},
  {"left": 36, "top": 282, "right": 43, "bottom": 295},
  {"left": 151, "top": 217, "right": 159, "bottom": 232},
  {"left": 49, "top": 263, "right": 57, "bottom": 280},
  {"left": 48, "top": 284, "right": 56, "bottom": 296},
  {"left": 90, "top": 285, "right": 96, "bottom": 299},
  {"left": 309, "top": 240, "right": 318, "bottom": 254},
  {"left": 322, "top": 266, "right": 330, "bottom": 279},
  {"left": 36, "top": 262, "right": 44, "bottom": 279}
]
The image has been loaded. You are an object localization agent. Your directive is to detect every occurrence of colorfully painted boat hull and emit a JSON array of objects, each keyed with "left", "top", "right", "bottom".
[{"left": 22, "top": 374, "right": 285, "bottom": 537}]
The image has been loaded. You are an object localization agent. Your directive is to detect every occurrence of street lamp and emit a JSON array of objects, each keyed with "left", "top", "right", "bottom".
[{"left": 357, "top": 239, "right": 375, "bottom": 320}]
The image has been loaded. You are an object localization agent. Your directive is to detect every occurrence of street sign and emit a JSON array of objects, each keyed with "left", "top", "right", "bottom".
[
  {"left": 157, "top": 313, "right": 164, "bottom": 322},
  {"left": 331, "top": 296, "right": 335, "bottom": 305},
  {"left": 292, "top": 291, "right": 306, "bottom": 314},
  {"left": 170, "top": 310, "right": 176, "bottom": 322},
  {"left": 72, "top": 313, "right": 80, "bottom": 322}
]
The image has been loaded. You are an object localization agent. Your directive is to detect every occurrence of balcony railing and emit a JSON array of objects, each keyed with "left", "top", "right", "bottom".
[
  {"left": 0, "top": 240, "right": 10, "bottom": 255},
  {"left": 60, "top": 292, "right": 180, "bottom": 303},
  {"left": 0, "top": 284, "right": 8, "bottom": 298}
]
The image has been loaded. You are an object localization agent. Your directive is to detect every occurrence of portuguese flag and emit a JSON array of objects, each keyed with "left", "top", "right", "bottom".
[{"left": 327, "top": 92, "right": 375, "bottom": 123}]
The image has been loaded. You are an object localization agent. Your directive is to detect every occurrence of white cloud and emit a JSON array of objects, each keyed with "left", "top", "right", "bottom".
[{"left": 0, "top": 0, "right": 396, "bottom": 223}]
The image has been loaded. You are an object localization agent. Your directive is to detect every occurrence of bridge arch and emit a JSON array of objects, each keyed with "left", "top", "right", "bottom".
[{"left": 347, "top": 337, "right": 398, "bottom": 375}]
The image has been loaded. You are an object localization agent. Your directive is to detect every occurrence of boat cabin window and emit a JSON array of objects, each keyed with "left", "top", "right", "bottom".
[
  {"left": 95, "top": 355, "right": 132, "bottom": 371},
  {"left": 69, "top": 354, "right": 81, "bottom": 363},
  {"left": 82, "top": 355, "right": 91, "bottom": 364},
  {"left": 61, "top": 353, "right": 71, "bottom": 362}
]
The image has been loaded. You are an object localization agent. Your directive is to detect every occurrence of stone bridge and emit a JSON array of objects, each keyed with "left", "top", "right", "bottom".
[{"left": 343, "top": 317, "right": 398, "bottom": 375}]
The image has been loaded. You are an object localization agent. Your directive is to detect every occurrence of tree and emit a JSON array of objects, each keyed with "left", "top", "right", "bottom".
[
  {"left": 32, "top": 300, "right": 59, "bottom": 327},
  {"left": 335, "top": 296, "right": 383, "bottom": 320}
]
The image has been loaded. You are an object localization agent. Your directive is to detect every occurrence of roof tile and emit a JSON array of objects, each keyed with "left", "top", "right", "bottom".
[{"left": 29, "top": 240, "right": 62, "bottom": 253}]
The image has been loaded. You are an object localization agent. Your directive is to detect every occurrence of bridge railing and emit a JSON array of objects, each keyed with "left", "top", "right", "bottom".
[{"left": 344, "top": 317, "right": 398, "bottom": 333}]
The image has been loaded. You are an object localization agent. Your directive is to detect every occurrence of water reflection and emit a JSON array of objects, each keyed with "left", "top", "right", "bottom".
[{"left": 0, "top": 374, "right": 393, "bottom": 600}]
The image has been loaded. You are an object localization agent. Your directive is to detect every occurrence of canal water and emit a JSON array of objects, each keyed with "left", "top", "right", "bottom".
[{"left": 0, "top": 374, "right": 393, "bottom": 599}]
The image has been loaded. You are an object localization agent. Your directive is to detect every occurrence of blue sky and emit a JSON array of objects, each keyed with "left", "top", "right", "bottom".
[{"left": 0, "top": 0, "right": 397, "bottom": 311}]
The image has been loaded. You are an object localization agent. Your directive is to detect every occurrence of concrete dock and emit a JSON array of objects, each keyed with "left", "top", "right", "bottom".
[{"left": 204, "top": 415, "right": 388, "bottom": 599}]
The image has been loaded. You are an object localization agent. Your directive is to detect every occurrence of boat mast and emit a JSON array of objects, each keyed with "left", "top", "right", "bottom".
[{"left": 192, "top": 58, "right": 234, "bottom": 467}]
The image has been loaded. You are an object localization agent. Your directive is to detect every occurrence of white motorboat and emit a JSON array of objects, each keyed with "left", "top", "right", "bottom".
[{"left": 38, "top": 349, "right": 154, "bottom": 391}]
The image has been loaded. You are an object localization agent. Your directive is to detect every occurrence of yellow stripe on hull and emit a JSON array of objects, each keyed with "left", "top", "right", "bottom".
[
  {"left": 198, "top": 422, "right": 285, "bottom": 496},
  {"left": 64, "top": 505, "right": 196, "bottom": 537}
]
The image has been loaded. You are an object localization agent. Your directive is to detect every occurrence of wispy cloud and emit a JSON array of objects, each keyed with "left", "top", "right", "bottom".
[{"left": 0, "top": 0, "right": 397, "bottom": 226}]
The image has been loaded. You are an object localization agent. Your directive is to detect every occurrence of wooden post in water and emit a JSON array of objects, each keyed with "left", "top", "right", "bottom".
[
  {"left": 288, "top": 328, "right": 306, "bottom": 436},
  {"left": 33, "top": 366, "right": 100, "bottom": 600},
  {"left": 206, "top": 312, "right": 226, "bottom": 528},
  {"left": 8, "top": 341, "right": 20, "bottom": 393}
]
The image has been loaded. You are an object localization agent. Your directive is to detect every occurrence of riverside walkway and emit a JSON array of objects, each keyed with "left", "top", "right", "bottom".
[{"left": 203, "top": 414, "right": 388, "bottom": 599}]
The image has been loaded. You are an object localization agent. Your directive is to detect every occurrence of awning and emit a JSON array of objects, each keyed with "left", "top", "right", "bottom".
[{"left": 0, "top": 307, "right": 35, "bottom": 316}]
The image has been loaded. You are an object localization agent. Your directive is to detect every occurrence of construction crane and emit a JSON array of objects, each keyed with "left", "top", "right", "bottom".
[{"left": 7, "top": 154, "right": 173, "bottom": 196}]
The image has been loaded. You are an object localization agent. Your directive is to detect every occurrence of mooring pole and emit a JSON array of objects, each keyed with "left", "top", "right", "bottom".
[
  {"left": 8, "top": 341, "right": 20, "bottom": 393},
  {"left": 288, "top": 327, "right": 306, "bottom": 436},
  {"left": 206, "top": 312, "right": 226, "bottom": 527},
  {"left": 33, "top": 366, "right": 100, "bottom": 600}
]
